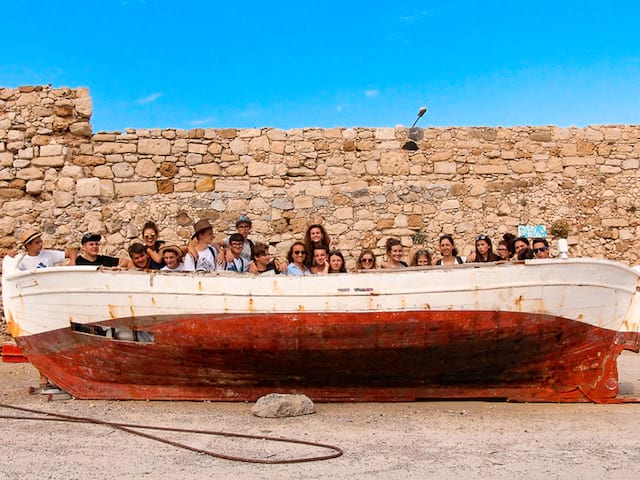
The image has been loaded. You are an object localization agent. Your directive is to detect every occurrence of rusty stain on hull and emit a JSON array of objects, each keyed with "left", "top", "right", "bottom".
[
  {"left": 15, "top": 309, "right": 639, "bottom": 403},
  {"left": 5, "top": 257, "right": 640, "bottom": 403},
  {"left": 6, "top": 311, "right": 20, "bottom": 338}
]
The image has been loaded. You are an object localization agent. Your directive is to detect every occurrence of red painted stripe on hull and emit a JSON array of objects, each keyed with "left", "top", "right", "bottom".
[{"left": 17, "top": 310, "right": 636, "bottom": 402}]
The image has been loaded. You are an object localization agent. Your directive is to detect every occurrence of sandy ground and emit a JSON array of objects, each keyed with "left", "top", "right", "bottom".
[{"left": 1, "top": 354, "right": 639, "bottom": 480}]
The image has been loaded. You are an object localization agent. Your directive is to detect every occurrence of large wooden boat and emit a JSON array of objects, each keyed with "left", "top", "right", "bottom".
[{"left": 2, "top": 255, "right": 639, "bottom": 403}]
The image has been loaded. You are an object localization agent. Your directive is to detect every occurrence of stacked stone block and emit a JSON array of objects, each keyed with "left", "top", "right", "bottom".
[{"left": 1, "top": 85, "right": 639, "bottom": 266}]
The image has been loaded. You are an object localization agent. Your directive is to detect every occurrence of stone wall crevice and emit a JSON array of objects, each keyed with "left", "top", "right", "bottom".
[{"left": 1, "top": 85, "right": 639, "bottom": 265}]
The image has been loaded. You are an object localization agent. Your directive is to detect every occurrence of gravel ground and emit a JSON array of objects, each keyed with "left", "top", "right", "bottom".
[{"left": 1, "top": 354, "right": 639, "bottom": 480}]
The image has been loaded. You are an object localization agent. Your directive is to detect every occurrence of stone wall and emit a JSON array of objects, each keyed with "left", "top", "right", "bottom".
[{"left": 1, "top": 85, "right": 640, "bottom": 268}]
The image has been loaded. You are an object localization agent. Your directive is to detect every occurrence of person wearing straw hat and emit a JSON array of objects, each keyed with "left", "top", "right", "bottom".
[
  {"left": 12, "top": 228, "right": 77, "bottom": 393},
  {"left": 184, "top": 219, "right": 222, "bottom": 272},
  {"left": 16, "top": 228, "right": 77, "bottom": 270},
  {"left": 160, "top": 245, "right": 185, "bottom": 272}
]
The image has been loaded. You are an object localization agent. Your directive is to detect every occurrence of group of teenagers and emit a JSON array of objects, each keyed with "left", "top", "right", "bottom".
[{"left": 13, "top": 215, "right": 553, "bottom": 275}]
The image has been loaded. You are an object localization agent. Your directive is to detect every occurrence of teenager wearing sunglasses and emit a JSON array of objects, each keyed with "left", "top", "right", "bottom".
[
  {"left": 532, "top": 238, "right": 551, "bottom": 258},
  {"left": 141, "top": 221, "right": 165, "bottom": 269},
  {"left": 286, "top": 241, "right": 311, "bottom": 276},
  {"left": 354, "top": 249, "right": 377, "bottom": 271}
]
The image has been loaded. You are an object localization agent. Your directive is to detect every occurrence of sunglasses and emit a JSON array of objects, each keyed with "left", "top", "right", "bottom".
[
  {"left": 532, "top": 246, "right": 549, "bottom": 254},
  {"left": 293, "top": 250, "right": 306, "bottom": 255},
  {"left": 475, "top": 234, "right": 489, "bottom": 241},
  {"left": 361, "top": 258, "right": 374, "bottom": 263},
  {"left": 144, "top": 234, "right": 156, "bottom": 239}
]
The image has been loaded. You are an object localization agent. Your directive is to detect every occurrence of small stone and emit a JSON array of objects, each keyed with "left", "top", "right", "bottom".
[
  {"left": 529, "top": 130, "right": 552, "bottom": 142},
  {"left": 73, "top": 155, "right": 106, "bottom": 167},
  {"left": 69, "top": 121, "right": 92, "bottom": 137},
  {"left": 25, "top": 180, "right": 43, "bottom": 194},
  {"left": 251, "top": 393, "right": 315, "bottom": 418},
  {"left": 73, "top": 97, "right": 92, "bottom": 118},
  {"left": 138, "top": 138, "right": 171, "bottom": 155},
  {"left": 159, "top": 162, "right": 178, "bottom": 177},
  {"left": 157, "top": 179, "right": 174, "bottom": 194},
  {"left": 76, "top": 178, "right": 101, "bottom": 197},
  {"left": 195, "top": 177, "right": 214, "bottom": 192},
  {"left": 343, "top": 140, "right": 356, "bottom": 152}
]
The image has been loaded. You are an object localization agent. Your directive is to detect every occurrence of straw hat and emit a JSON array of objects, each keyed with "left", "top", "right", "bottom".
[
  {"left": 20, "top": 229, "right": 42, "bottom": 246},
  {"left": 192, "top": 219, "right": 214, "bottom": 239},
  {"left": 159, "top": 245, "right": 183, "bottom": 259}
]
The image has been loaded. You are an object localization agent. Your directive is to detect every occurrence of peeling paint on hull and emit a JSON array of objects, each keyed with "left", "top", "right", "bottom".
[
  {"left": 4, "top": 256, "right": 640, "bottom": 402},
  {"left": 16, "top": 310, "right": 636, "bottom": 402}
]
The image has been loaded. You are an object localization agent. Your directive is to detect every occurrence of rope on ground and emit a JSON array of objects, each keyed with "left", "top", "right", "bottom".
[{"left": 0, "top": 403, "right": 343, "bottom": 464}]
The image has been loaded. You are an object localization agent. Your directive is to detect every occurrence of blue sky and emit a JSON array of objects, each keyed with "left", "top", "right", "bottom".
[{"left": 2, "top": 1, "right": 639, "bottom": 131}]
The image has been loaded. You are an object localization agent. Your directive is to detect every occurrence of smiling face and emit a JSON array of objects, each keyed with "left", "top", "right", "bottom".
[
  {"left": 163, "top": 251, "right": 180, "bottom": 269},
  {"left": 131, "top": 251, "right": 150, "bottom": 268},
  {"left": 309, "top": 227, "right": 323, "bottom": 243},
  {"left": 313, "top": 248, "right": 327, "bottom": 267},
  {"left": 143, "top": 228, "right": 157, "bottom": 247},
  {"left": 439, "top": 238, "right": 453, "bottom": 257},
  {"left": 532, "top": 241, "right": 550, "bottom": 258},
  {"left": 291, "top": 245, "right": 307, "bottom": 266},
  {"left": 359, "top": 254, "right": 375, "bottom": 269},
  {"left": 82, "top": 240, "right": 100, "bottom": 261},
  {"left": 416, "top": 254, "right": 430, "bottom": 266},
  {"left": 230, "top": 240, "right": 244, "bottom": 256},
  {"left": 389, "top": 245, "right": 404, "bottom": 263}
]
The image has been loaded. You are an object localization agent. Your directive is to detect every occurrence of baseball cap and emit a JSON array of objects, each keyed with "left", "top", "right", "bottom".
[{"left": 81, "top": 233, "right": 102, "bottom": 244}]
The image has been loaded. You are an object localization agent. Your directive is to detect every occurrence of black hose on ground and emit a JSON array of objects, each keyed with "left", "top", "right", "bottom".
[{"left": 0, "top": 403, "right": 343, "bottom": 464}]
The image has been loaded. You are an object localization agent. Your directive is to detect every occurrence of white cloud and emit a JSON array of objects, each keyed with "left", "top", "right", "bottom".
[
  {"left": 189, "top": 117, "right": 215, "bottom": 126},
  {"left": 365, "top": 89, "right": 380, "bottom": 98},
  {"left": 135, "top": 92, "right": 162, "bottom": 105},
  {"left": 399, "top": 10, "right": 429, "bottom": 23}
]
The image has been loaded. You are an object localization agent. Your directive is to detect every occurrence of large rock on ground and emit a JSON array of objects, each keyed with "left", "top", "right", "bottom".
[{"left": 251, "top": 393, "right": 315, "bottom": 418}]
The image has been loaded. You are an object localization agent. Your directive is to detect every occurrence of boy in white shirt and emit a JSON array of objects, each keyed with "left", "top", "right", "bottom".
[
  {"left": 13, "top": 228, "right": 76, "bottom": 392},
  {"left": 160, "top": 245, "right": 186, "bottom": 272},
  {"left": 16, "top": 229, "right": 77, "bottom": 270},
  {"left": 183, "top": 219, "right": 221, "bottom": 272}
]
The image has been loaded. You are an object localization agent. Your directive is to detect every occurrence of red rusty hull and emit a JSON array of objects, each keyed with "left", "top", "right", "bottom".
[{"left": 16, "top": 310, "right": 638, "bottom": 402}]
